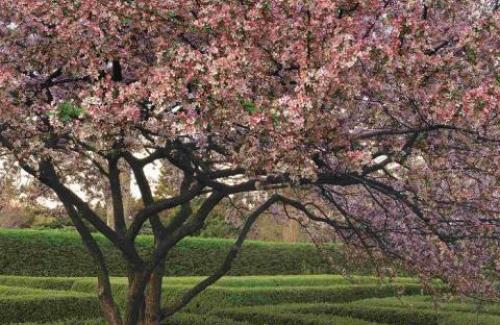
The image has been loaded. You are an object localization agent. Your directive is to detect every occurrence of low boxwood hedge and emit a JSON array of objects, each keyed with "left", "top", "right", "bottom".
[
  {"left": 238, "top": 303, "right": 438, "bottom": 325},
  {"left": 0, "top": 276, "right": 424, "bottom": 323},
  {"left": 213, "top": 306, "right": 381, "bottom": 325},
  {"left": 12, "top": 319, "right": 105, "bottom": 325},
  {"left": 165, "top": 313, "right": 252, "bottom": 325},
  {"left": 264, "top": 301, "right": 500, "bottom": 325},
  {"left": 352, "top": 296, "right": 500, "bottom": 316},
  {"left": 0, "top": 274, "right": 417, "bottom": 292},
  {"left": 439, "top": 313, "right": 500, "bottom": 325},
  {"left": 0, "top": 294, "right": 101, "bottom": 324},
  {"left": 0, "top": 276, "right": 421, "bottom": 311},
  {"left": 59, "top": 278, "right": 422, "bottom": 312},
  {"left": 176, "top": 284, "right": 423, "bottom": 312},
  {"left": 0, "top": 229, "right": 367, "bottom": 277},
  {"left": 11, "top": 314, "right": 249, "bottom": 325}
]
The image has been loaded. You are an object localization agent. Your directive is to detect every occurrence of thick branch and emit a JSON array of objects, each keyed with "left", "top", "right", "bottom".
[
  {"left": 62, "top": 201, "right": 123, "bottom": 325},
  {"left": 123, "top": 152, "right": 165, "bottom": 237},
  {"left": 149, "top": 192, "right": 225, "bottom": 270},
  {"left": 161, "top": 195, "right": 281, "bottom": 318},
  {"left": 35, "top": 160, "right": 143, "bottom": 266},
  {"left": 126, "top": 183, "right": 204, "bottom": 240},
  {"left": 108, "top": 157, "right": 127, "bottom": 234}
]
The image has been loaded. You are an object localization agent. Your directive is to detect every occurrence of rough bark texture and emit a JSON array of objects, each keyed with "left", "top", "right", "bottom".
[{"left": 144, "top": 261, "right": 166, "bottom": 325}]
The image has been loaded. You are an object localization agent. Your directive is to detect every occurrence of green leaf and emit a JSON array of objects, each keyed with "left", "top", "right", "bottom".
[
  {"left": 242, "top": 100, "right": 258, "bottom": 114},
  {"left": 464, "top": 45, "right": 477, "bottom": 64},
  {"left": 56, "top": 101, "right": 84, "bottom": 122}
]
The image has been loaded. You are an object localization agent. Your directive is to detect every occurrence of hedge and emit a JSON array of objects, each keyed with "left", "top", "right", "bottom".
[
  {"left": 58, "top": 278, "right": 422, "bottom": 312},
  {"left": 0, "top": 293, "right": 100, "bottom": 324},
  {"left": 10, "top": 314, "right": 250, "bottom": 325},
  {"left": 263, "top": 302, "right": 500, "bottom": 325},
  {"left": 0, "top": 277, "right": 81, "bottom": 291},
  {"left": 243, "top": 303, "right": 439, "bottom": 325},
  {"left": 351, "top": 296, "right": 500, "bottom": 316},
  {"left": 12, "top": 320, "right": 105, "bottom": 325},
  {"left": 0, "top": 229, "right": 369, "bottom": 277},
  {"left": 0, "top": 276, "right": 424, "bottom": 322},
  {"left": 0, "top": 274, "right": 418, "bottom": 293},
  {"left": 213, "top": 306, "right": 380, "bottom": 325},
  {"left": 165, "top": 313, "right": 252, "bottom": 325}
]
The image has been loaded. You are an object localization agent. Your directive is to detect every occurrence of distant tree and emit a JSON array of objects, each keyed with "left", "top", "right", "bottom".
[{"left": 0, "top": 1, "right": 498, "bottom": 325}]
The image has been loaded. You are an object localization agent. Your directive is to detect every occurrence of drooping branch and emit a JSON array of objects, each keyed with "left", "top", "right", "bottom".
[{"left": 355, "top": 124, "right": 500, "bottom": 143}]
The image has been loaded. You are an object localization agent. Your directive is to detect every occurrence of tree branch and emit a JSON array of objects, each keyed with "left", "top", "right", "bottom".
[{"left": 161, "top": 195, "right": 281, "bottom": 318}]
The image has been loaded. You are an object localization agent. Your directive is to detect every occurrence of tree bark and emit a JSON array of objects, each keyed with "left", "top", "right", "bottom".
[
  {"left": 106, "top": 159, "right": 132, "bottom": 232},
  {"left": 62, "top": 201, "right": 123, "bottom": 325},
  {"left": 144, "top": 258, "right": 166, "bottom": 325},
  {"left": 123, "top": 271, "right": 148, "bottom": 325}
]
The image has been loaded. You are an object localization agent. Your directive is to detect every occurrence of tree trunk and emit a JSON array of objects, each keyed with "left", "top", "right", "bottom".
[
  {"left": 60, "top": 200, "right": 123, "bottom": 325},
  {"left": 97, "top": 277, "right": 123, "bottom": 325},
  {"left": 144, "top": 260, "right": 166, "bottom": 325},
  {"left": 105, "top": 163, "right": 132, "bottom": 230},
  {"left": 123, "top": 271, "right": 148, "bottom": 325}
]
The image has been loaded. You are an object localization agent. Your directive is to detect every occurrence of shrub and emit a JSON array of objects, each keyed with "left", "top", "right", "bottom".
[
  {"left": 170, "top": 274, "right": 418, "bottom": 288},
  {"left": 0, "top": 277, "right": 81, "bottom": 291},
  {"left": 439, "top": 313, "right": 500, "bottom": 325},
  {"left": 0, "top": 276, "right": 423, "bottom": 312},
  {"left": 213, "top": 306, "right": 380, "bottom": 325},
  {"left": 351, "top": 296, "right": 500, "bottom": 316},
  {"left": 161, "top": 283, "right": 423, "bottom": 313},
  {"left": 256, "top": 303, "right": 439, "bottom": 325},
  {"left": 165, "top": 313, "right": 252, "bottom": 325},
  {"left": 0, "top": 294, "right": 100, "bottom": 324},
  {"left": 12, "top": 319, "right": 105, "bottom": 325},
  {"left": 0, "top": 229, "right": 361, "bottom": 277},
  {"left": 264, "top": 301, "right": 500, "bottom": 325}
]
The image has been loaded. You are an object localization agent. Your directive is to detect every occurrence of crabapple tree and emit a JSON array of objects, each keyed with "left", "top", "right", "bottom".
[{"left": 0, "top": 1, "right": 499, "bottom": 324}]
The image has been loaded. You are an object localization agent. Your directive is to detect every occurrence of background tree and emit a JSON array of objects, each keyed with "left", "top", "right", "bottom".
[{"left": 0, "top": 1, "right": 498, "bottom": 325}]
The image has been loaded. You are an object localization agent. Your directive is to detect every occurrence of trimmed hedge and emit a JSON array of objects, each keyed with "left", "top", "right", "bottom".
[
  {"left": 439, "top": 313, "right": 500, "bottom": 325},
  {"left": 352, "top": 296, "right": 500, "bottom": 316},
  {"left": 0, "top": 229, "right": 365, "bottom": 277},
  {"left": 12, "top": 320, "right": 105, "bottom": 325},
  {"left": 0, "top": 274, "right": 419, "bottom": 292},
  {"left": 11, "top": 314, "right": 250, "bottom": 325},
  {"left": 162, "top": 274, "right": 419, "bottom": 288},
  {"left": 165, "top": 313, "right": 252, "bottom": 325},
  {"left": 58, "top": 277, "right": 422, "bottom": 311},
  {"left": 264, "top": 302, "right": 500, "bottom": 325},
  {"left": 0, "top": 294, "right": 100, "bottom": 324},
  {"left": 213, "top": 306, "right": 381, "bottom": 325},
  {"left": 245, "top": 303, "right": 439, "bottom": 325},
  {"left": 0, "top": 276, "right": 421, "bottom": 317}
]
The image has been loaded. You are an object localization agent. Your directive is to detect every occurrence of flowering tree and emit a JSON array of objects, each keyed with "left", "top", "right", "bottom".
[{"left": 0, "top": 1, "right": 499, "bottom": 324}]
